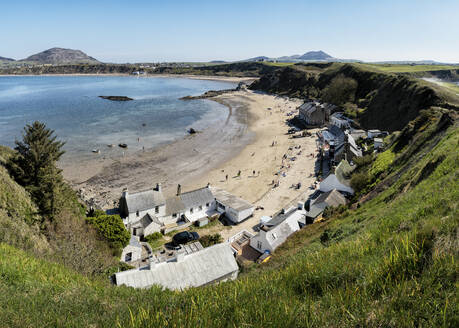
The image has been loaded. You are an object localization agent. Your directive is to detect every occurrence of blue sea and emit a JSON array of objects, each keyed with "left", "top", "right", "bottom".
[{"left": 0, "top": 75, "right": 235, "bottom": 162}]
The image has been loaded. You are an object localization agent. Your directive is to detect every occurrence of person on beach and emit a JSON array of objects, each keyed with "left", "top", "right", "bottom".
[
  {"left": 226, "top": 174, "right": 228, "bottom": 181},
  {"left": 253, "top": 170, "right": 255, "bottom": 176},
  {"left": 237, "top": 170, "right": 241, "bottom": 178}
]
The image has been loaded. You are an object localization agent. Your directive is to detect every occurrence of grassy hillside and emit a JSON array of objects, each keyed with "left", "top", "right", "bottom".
[
  {"left": 251, "top": 63, "right": 459, "bottom": 131},
  {"left": 0, "top": 145, "right": 119, "bottom": 276}
]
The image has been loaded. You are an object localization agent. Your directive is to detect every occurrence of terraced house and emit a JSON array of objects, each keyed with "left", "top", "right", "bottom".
[{"left": 120, "top": 184, "right": 254, "bottom": 236}]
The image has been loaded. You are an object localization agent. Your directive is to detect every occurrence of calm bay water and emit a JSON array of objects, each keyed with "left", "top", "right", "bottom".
[{"left": 0, "top": 75, "right": 235, "bottom": 162}]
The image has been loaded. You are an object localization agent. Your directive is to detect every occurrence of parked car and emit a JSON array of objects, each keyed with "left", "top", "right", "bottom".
[{"left": 172, "top": 231, "right": 199, "bottom": 245}]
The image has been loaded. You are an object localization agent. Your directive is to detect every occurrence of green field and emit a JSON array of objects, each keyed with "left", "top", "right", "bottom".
[{"left": 358, "top": 63, "right": 458, "bottom": 73}]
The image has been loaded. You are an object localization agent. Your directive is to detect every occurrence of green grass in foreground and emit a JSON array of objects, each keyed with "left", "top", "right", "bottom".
[{"left": 0, "top": 118, "right": 457, "bottom": 327}]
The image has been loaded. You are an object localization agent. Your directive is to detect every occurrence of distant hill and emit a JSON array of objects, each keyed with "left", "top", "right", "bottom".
[
  {"left": 241, "top": 51, "right": 341, "bottom": 63},
  {"left": 298, "top": 50, "right": 333, "bottom": 60},
  {"left": 21, "top": 47, "right": 100, "bottom": 64},
  {"left": 0, "top": 56, "right": 15, "bottom": 62},
  {"left": 242, "top": 56, "right": 271, "bottom": 62}
]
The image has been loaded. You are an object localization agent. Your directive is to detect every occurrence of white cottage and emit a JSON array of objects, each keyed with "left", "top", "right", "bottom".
[
  {"left": 121, "top": 235, "right": 143, "bottom": 263},
  {"left": 250, "top": 208, "right": 302, "bottom": 253},
  {"left": 120, "top": 184, "right": 253, "bottom": 236},
  {"left": 211, "top": 187, "right": 254, "bottom": 224}
]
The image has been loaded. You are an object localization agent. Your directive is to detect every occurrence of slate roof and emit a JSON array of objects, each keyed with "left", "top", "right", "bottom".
[
  {"left": 165, "top": 197, "right": 186, "bottom": 216},
  {"left": 115, "top": 243, "right": 239, "bottom": 290},
  {"left": 305, "top": 205, "right": 324, "bottom": 218},
  {"left": 179, "top": 187, "right": 214, "bottom": 209},
  {"left": 261, "top": 214, "right": 301, "bottom": 250},
  {"left": 211, "top": 187, "right": 253, "bottom": 211},
  {"left": 266, "top": 207, "right": 298, "bottom": 228},
  {"left": 129, "top": 235, "right": 142, "bottom": 248},
  {"left": 312, "top": 189, "right": 347, "bottom": 208},
  {"left": 125, "top": 189, "right": 165, "bottom": 213}
]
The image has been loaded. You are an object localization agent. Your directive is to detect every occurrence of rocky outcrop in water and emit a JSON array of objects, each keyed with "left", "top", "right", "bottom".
[{"left": 99, "top": 96, "right": 133, "bottom": 101}]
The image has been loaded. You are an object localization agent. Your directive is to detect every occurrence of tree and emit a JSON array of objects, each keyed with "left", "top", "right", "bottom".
[
  {"left": 85, "top": 214, "right": 130, "bottom": 253},
  {"left": 322, "top": 75, "right": 358, "bottom": 106},
  {"left": 9, "top": 121, "right": 65, "bottom": 221}
]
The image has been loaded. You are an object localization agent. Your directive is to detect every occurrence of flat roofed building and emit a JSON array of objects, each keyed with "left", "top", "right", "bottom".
[
  {"left": 211, "top": 187, "right": 255, "bottom": 223},
  {"left": 114, "top": 243, "right": 239, "bottom": 290}
]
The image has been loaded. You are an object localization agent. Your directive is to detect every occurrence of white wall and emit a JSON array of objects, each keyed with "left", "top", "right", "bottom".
[
  {"left": 127, "top": 203, "right": 166, "bottom": 222},
  {"left": 250, "top": 232, "right": 271, "bottom": 253},
  {"left": 226, "top": 206, "right": 254, "bottom": 223},
  {"left": 121, "top": 245, "right": 142, "bottom": 263}
]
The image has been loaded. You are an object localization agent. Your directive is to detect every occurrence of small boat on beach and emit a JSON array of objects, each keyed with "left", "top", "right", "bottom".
[
  {"left": 92, "top": 149, "right": 100, "bottom": 154},
  {"left": 118, "top": 143, "right": 128, "bottom": 148}
]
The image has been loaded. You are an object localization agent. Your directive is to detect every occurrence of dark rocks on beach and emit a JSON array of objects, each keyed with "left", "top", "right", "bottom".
[
  {"left": 118, "top": 143, "right": 128, "bottom": 148},
  {"left": 99, "top": 96, "right": 133, "bottom": 101},
  {"left": 188, "top": 128, "right": 197, "bottom": 134}
]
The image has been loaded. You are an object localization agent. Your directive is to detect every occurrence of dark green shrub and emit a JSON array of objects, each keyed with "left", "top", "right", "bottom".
[
  {"left": 351, "top": 172, "right": 370, "bottom": 192},
  {"left": 144, "top": 232, "right": 162, "bottom": 242},
  {"left": 322, "top": 75, "right": 358, "bottom": 105},
  {"left": 200, "top": 233, "right": 223, "bottom": 247},
  {"left": 86, "top": 214, "right": 130, "bottom": 250}
]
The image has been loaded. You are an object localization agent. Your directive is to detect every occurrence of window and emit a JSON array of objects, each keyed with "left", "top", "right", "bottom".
[
  {"left": 190, "top": 208, "right": 194, "bottom": 213},
  {"left": 172, "top": 213, "right": 177, "bottom": 218},
  {"left": 271, "top": 233, "right": 277, "bottom": 240},
  {"left": 206, "top": 203, "right": 210, "bottom": 207},
  {"left": 136, "top": 210, "right": 139, "bottom": 217},
  {"left": 199, "top": 205, "right": 203, "bottom": 211},
  {"left": 155, "top": 206, "right": 159, "bottom": 214},
  {"left": 125, "top": 252, "right": 132, "bottom": 262},
  {"left": 257, "top": 241, "right": 262, "bottom": 250}
]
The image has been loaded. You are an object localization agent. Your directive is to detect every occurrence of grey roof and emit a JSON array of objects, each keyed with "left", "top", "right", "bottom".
[
  {"left": 140, "top": 214, "right": 153, "bottom": 227},
  {"left": 266, "top": 207, "right": 298, "bottom": 228},
  {"left": 129, "top": 235, "right": 142, "bottom": 248},
  {"left": 305, "top": 205, "right": 324, "bottom": 218},
  {"left": 312, "top": 189, "right": 347, "bottom": 208},
  {"left": 165, "top": 197, "right": 186, "bottom": 216},
  {"left": 179, "top": 187, "right": 214, "bottom": 209},
  {"left": 115, "top": 243, "right": 238, "bottom": 290},
  {"left": 125, "top": 189, "right": 165, "bottom": 213},
  {"left": 261, "top": 214, "right": 301, "bottom": 250},
  {"left": 211, "top": 187, "right": 253, "bottom": 211}
]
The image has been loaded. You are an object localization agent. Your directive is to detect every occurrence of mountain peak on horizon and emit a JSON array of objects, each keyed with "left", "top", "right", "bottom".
[
  {"left": 21, "top": 47, "right": 100, "bottom": 64},
  {"left": 298, "top": 50, "right": 333, "bottom": 60}
]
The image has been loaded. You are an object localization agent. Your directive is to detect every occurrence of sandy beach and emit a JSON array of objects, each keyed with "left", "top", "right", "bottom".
[{"left": 63, "top": 89, "right": 319, "bottom": 239}]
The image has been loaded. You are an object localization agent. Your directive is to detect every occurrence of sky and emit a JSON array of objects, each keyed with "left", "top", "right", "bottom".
[{"left": 1, "top": 0, "right": 459, "bottom": 63}]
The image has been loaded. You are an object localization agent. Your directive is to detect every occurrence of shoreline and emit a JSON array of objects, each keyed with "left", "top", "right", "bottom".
[
  {"left": 67, "top": 89, "right": 320, "bottom": 241},
  {"left": 0, "top": 73, "right": 257, "bottom": 84}
]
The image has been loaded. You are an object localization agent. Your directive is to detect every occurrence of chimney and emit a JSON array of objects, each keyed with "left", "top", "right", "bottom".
[
  {"left": 177, "top": 184, "right": 181, "bottom": 196},
  {"left": 156, "top": 183, "right": 162, "bottom": 193},
  {"left": 207, "top": 182, "right": 210, "bottom": 188},
  {"left": 122, "top": 187, "right": 128, "bottom": 198}
]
